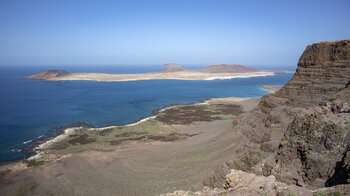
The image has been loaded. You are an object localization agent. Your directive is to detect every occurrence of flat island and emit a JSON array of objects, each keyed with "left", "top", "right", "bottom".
[{"left": 26, "top": 64, "right": 278, "bottom": 82}]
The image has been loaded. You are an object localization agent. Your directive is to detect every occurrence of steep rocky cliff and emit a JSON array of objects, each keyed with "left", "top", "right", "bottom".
[
  {"left": 274, "top": 40, "right": 350, "bottom": 107},
  {"left": 200, "top": 39, "right": 350, "bottom": 193},
  {"left": 268, "top": 89, "right": 350, "bottom": 188},
  {"left": 262, "top": 40, "right": 350, "bottom": 188}
]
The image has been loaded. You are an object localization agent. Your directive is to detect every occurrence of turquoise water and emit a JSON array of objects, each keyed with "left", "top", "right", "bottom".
[{"left": 0, "top": 65, "right": 294, "bottom": 161}]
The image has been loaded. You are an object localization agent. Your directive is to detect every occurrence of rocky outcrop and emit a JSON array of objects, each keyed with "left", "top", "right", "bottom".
[
  {"left": 200, "top": 39, "right": 350, "bottom": 191},
  {"left": 274, "top": 40, "right": 350, "bottom": 107},
  {"left": 162, "top": 169, "right": 350, "bottom": 196},
  {"left": 260, "top": 40, "right": 350, "bottom": 187},
  {"left": 270, "top": 101, "right": 350, "bottom": 187},
  {"left": 26, "top": 70, "right": 70, "bottom": 80},
  {"left": 326, "top": 146, "right": 350, "bottom": 187}
]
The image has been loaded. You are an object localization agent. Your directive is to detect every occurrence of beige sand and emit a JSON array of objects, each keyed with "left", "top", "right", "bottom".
[
  {"left": 48, "top": 71, "right": 276, "bottom": 82},
  {"left": 261, "top": 85, "right": 283, "bottom": 93}
]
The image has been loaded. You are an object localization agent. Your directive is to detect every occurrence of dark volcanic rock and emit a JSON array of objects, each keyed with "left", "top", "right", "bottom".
[
  {"left": 26, "top": 70, "right": 70, "bottom": 80},
  {"left": 259, "top": 40, "right": 350, "bottom": 187},
  {"left": 326, "top": 147, "right": 350, "bottom": 187},
  {"left": 273, "top": 107, "right": 350, "bottom": 187},
  {"left": 204, "top": 39, "right": 350, "bottom": 190},
  {"left": 274, "top": 39, "right": 350, "bottom": 107}
]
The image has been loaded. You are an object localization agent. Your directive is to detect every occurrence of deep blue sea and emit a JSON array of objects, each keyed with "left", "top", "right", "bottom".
[{"left": 0, "top": 65, "right": 294, "bottom": 162}]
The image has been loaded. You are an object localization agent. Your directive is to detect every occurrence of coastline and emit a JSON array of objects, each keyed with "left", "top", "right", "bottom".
[
  {"left": 0, "top": 69, "right": 294, "bottom": 164},
  {"left": 1, "top": 82, "right": 283, "bottom": 163},
  {"left": 35, "top": 71, "right": 277, "bottom": 82},
  {"left": 30, "top": 116, "right": 159, "bottom": 159},
  {"left": 26, "top": 106, "right": 199, "bottom": 160},
  {"left": 0, "top": 94, "right": 263, "bottom": 196},
  {"left": 261, "top": 84, "right": 283, "bottom": 93},
  {"left": 0, "top": 101, "right": 213, "bottom": 164},
  {"left": 24, "top": 95, "right": 260, "bottom": 161}
]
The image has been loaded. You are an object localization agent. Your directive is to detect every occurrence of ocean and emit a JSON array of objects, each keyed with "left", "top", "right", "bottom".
[{"left": 0, "top": 65, "right": 294, "bottom": 162}]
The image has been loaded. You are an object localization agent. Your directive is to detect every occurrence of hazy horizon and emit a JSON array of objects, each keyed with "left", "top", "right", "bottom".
[
  {"left": 0, "top": 63, "right": 298, "bottom": 71},
  {"left": 1, "top": 0, "right": 349, "bottom": 66}
]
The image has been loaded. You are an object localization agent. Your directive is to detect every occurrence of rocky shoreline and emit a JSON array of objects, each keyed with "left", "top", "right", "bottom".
[
  {"left": 0, "top": 95, "right": 258, "bottom": 196},
  {"left": 0, "top": 83, "right": 279, "bottom": 168},
  {"left": 5, "top": 96, "right": 257, "bottom": 164}
]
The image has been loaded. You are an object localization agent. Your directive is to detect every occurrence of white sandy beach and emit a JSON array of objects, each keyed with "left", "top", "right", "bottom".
[
  {"left": 48, "top": 71, "right": 276, "bottom": 82},
  {"left": 35, "top": 127, "right": 84, "bottom": 151}
]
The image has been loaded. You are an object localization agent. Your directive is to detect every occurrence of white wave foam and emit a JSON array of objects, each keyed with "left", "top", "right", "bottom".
[{"left": 23, "top": 140, "right": 32, "bottom": 144}]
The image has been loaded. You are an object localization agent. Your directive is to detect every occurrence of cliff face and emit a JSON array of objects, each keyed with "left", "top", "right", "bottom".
[
  {"left": 274, "top": 40, "right": 350, "bottom": 107},
  {"left": 269, "top": 87, "right": 350, "bottom": 187},
  {"left": 254, "top": 39, "right": 350, "bottom": 188},
  {"left": 202, "top": 39, "right": 350, "bottom": 190},
  {"left": 26, "top": 70, "right": 70, "bottom": 80}
]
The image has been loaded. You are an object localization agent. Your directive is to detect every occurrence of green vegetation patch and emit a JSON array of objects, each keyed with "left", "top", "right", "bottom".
[
  {"left": 55, "top": 119, "right": 165, "bottom": 151},
  {"left": 280, "top": 140, "right": 285, "bottom": 147},
  {"left": 23, "top": 160, "right": 44, "bottom": 167},
  {"left": 68, "top": 134, "right": 97, "bottom": 145},
  {"left": 48, "top": 103, "right": 240, "bottom": 152},
  {"left": 329, "top": 190, "right": 343, "bottom": 196},
  {"left": 287, "top": 192, "right": 297, "bottom": 196},
  {"left": 313, "top": 190, "right": 327, "bottom": 196},
  {"left": 109, "top": 132, "right": 198, "bottom": 145},
  {"left": 49, "top": 118, "right": 200, "bottom": 153},
  {"left": 334, "top": 128, "right": 340, "bottom": 134}
]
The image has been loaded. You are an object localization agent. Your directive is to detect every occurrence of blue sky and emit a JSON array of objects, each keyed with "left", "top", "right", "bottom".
[{"left": 0, "top": 0, "right": 349, "bottom": 67}]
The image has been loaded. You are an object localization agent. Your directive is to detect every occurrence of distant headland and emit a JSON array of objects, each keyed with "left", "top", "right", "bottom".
[{"left": 25, "top": 64, "right": 280, "bottom": 82}]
